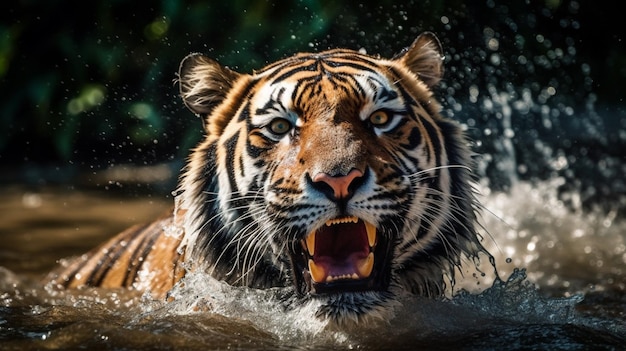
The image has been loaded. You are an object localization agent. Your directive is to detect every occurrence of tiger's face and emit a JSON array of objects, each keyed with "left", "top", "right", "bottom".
[{"left": 176, "top": 33, "right": 486, "bottom": 323}]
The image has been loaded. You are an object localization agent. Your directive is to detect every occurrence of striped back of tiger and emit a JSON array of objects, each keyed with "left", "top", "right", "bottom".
[{"left": 48, "top": 211, "right": 185, "bottom": 298}]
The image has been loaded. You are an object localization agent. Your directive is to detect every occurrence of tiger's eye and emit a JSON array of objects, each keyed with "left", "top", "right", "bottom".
[
  {"left": 269, "top": 118, "right": 291, "bottom": 134},
  {"left": 369, "top": 110, "right": 390, "bottom": 126}
]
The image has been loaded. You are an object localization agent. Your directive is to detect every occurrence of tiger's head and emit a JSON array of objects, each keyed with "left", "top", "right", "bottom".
[{"left": 175, "top": 33, "right": 487, "bottom": 323}]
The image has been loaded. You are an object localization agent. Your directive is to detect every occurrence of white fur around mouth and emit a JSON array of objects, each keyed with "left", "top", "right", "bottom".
[{"left": 302, "top": 217, "right": 377, "bottom": 284}]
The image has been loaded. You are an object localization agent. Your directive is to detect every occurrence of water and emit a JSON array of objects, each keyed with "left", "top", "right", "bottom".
[
  {"left": 1, "top": 0, "right": 624, "bottom": 348},
  {"left": 1, "top": 180, "right": 624, "bottom": 350}
]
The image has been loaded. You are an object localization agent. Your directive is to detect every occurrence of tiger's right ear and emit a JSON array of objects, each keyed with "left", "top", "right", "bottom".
[{"left": 178, "top": 53, "right": 240, "bottom": 117}]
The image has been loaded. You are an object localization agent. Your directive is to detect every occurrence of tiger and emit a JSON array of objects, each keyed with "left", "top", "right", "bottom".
[{"left": 47, "top": 32, "right": 490, "bottom": 324}]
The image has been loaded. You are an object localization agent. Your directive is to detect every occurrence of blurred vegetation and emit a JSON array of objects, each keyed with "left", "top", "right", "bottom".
[{"left": 0, "top": 0, "right": 624, "bottom": 204}]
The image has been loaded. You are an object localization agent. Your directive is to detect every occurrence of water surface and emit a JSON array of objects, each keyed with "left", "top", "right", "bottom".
[{"left": 1, "top": 181, "right": 624, "bottom": 350}]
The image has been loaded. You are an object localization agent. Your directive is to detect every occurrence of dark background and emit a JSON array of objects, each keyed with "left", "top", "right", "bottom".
[{"left": 1, "top": 0, "right": 624, "bottom": 210}]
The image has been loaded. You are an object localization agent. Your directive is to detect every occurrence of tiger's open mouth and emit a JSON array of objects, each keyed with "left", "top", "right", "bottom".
[{"left": 294, "top": 216, "right": 392, "bottom": 295}]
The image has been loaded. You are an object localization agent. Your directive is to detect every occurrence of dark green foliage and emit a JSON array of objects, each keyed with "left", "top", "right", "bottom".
[{"left": 0, "top": 0, "right": 624, "bottom": 200}]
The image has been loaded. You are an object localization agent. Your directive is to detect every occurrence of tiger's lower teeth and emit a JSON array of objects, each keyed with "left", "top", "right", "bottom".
[
  {"left": 326, "top": 273, "right": 359, "bottom": 282},
  {"left": 307, "top": 252, "right": 374, "bottom": 283}
]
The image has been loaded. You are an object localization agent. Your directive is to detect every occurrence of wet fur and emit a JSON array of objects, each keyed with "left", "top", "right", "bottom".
[{"left": 48, "top": 32, "right": 489, "bottom": 324}]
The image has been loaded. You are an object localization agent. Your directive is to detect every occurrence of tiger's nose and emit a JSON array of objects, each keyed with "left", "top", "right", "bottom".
[{"left": 312, "top": 168, "right": 364, "bottom": 201}]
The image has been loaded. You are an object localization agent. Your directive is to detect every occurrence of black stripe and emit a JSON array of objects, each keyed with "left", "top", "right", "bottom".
[
  {"left": 398, "top": 194, "right": 441, "bottom": 254},
  {"left": 238, "top": 102, "right": 251, "bottom": 122},
  {"left": 254, "top": 90, "right": 286, "bottom": 116},
  {"left": 247, "top": 130, "right": 272, "bottom": 158},
  {"left": 268, "top": 61, "right": 318, "bottom": 82},
  {"left": 122, "top": 222, "right": 161, "bottom": 286},
  {"left": 60, "top": 259, "right": 87, "bottom": 288},
  {"left": 402, "top": 150, "right": 420, "bottom": 169},
  {"left": 390, "top": 65, "right": 442, "bottom": 118},
  {"left": 86, "top": 225, "right": 144, "bottom": 286},
  {"left": 389, "top": 150, "right": 411, "bottom": 173},
  {"left": 223, "top": 132, "right": 240, "bottom": 195},
  {"left": 329, "top": 74, "right": 366, "bottom": 98},
  {"left": 292, "top": 75, "right": 321, "bottom": 109},
  {"left": 420, "top": 114, "right": 442, "bottom": 167},
  {"left": 323, "top": 58, "right": 379, "bottom": 73},
  {"left": 402, "top": 127, "right": 422, "bottom": 150},
  {"left": 84, "top": 242, "right": 123, "bottom": 286},
  {"left": 393, "top": 82, "right": 443, "bottom": 170}
]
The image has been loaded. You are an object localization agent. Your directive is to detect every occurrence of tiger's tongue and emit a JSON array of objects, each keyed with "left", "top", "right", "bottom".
[{"left": 306, "top": 219, "right": 375, "bottom": 283}]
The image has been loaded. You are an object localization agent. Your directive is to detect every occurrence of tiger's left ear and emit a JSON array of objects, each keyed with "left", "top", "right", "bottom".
[
  {"left": 394, "top": 32, "right": 444, "bottom": 88},
  {"left": 178, "top": 53, "right": 241, "bottom": 117}
]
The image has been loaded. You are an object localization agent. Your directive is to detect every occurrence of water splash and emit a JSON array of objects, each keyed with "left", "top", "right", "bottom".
[
  {"left": 136, "top": 271, "right": 333, "bottom": 342},
  {"left": 2, "top": 178, "right": 625, "bottom": 349},
  {"left": 453, "top": 268, "right": 582, "bottom": 324},
  {"left": 477, "top": 178, "right": 626, "bottom": 295}
]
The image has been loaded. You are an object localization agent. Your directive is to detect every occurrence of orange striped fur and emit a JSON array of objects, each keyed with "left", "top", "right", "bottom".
[
  {"left": 46, "top": 33, "right": 490, "bottom": 323},
  {"left": 48, "top": 210, "right": 185, "bottom": 298}
]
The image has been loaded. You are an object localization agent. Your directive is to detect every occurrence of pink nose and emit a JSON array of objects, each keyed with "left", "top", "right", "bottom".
[{"left": 313, "top": 169, "right": 364, "bottom": 200}]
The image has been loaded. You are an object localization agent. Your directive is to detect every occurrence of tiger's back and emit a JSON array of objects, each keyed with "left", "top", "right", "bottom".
[{"left": 48, "top": 210, "right": 185, "bottom": 298}]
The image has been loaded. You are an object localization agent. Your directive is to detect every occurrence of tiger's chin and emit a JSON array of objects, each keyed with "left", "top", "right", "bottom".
[
  {"left": 306, "top": 290, "right": 399, "bottom": 325},
  {"left": 288, "top": 216, "right": 397, "bottom": 323}
]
